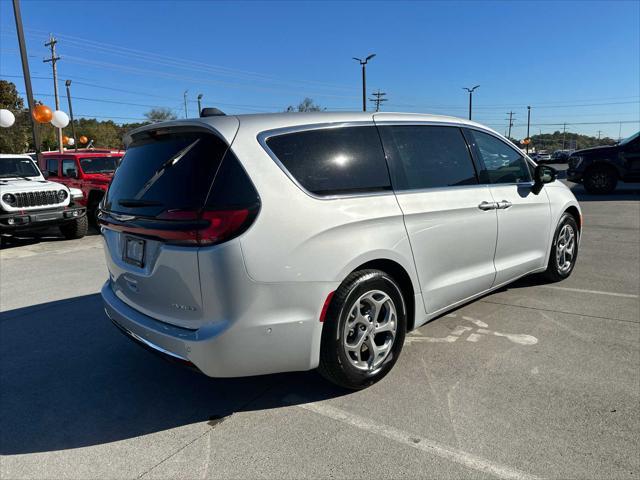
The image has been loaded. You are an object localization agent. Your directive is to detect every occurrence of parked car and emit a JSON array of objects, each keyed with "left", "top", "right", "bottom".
[
  {"left": 535, "top": 150, "right": 552, "bottom": 163},
  {"left": 42, "top": 149, "right": 124, "bottom": 223},
  {"left": 0, "top": 154, "right": 87, "bottom": 242},
  {"left": 100, "top": 112, "right": 581, "bottom": 389},
  {"left": 549, "top": 150, "right": 574, "bottom": 164},
  {"left": 567, "top": 132, "right": 640, "bottom": 193}
]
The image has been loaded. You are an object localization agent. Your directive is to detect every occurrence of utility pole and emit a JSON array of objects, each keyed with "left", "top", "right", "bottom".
[
  {"left": 197, "top": 94, "right": 203, "bottom": 117},
  {"left": 562, "top": 123, "right": 567, "bottom": 150},
  {"left": 369, "top": 89, "right": 388, "bottom": 112},
  {"left": 43, "top": 34, "right": 63, "bottom": 153},
  {"left": 505, "top": 111, "right": 515, "bottom": 139},
  {"left": 463, "top": 85, "right": 480, "bottom": 120},
  {"left": 183, "top": 90, "right": 188, "bottom": 118},
  {"left": 353, "top": 54, "right": 376, "bottom": 112},
  {"left": 65, "top": 80, "right": 78, "bottom": 151},
  {"left": 526, "top": 106, "right": 531, "bottom": 154},
  {"left": 12, "top": 0, "right": 42, "bottom": 165}
]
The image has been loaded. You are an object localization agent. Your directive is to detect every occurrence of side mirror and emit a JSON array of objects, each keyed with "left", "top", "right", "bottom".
[
  {"left": 532, "top": 164, "right": 557, "bottom": 194},
  {"left": 42, "top": 170, "right": 49, "bottom": 179},
  {"left": 66, "top": 169, "right": 78, "bottom": 179}
]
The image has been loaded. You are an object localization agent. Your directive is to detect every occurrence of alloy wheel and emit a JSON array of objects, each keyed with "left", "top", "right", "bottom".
[
  {"left": 342, "top": 290, "right": 397, "bottom": 371},
  {"left": 556, "top": 224, "right": 576, "bottom": 274}
]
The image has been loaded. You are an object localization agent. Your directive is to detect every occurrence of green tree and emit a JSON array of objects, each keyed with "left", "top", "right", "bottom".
[
  {"left": 286, "top": 97, "right": 324, "bottom": 112},
  {"left": 0, "top": 80, "right": 31, "bottom": 153},
  {"left": 144, "top": 107, "right": 177, "bottom": 123}
]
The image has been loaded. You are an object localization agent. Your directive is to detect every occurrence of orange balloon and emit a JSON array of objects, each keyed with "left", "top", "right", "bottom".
[
  {"left": 62, "top": 135, "right": 70, "bottom": 144},
  {"left": 32, "top": 104, "right": 53, "bottom": 123},
  {"left": 79, "top": 135, "right": 88, "bottom": 144}
]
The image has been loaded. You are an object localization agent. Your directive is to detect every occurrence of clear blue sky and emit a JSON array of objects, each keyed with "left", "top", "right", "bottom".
[{"left": 1, "top": 0, "right": 638, "bottom": 139}]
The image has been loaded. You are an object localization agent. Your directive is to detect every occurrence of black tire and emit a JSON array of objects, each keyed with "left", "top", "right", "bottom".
[
  {"left": 542, "top": 213, "right": 579, "bottom": 282},
  {"left": 318, "top": 269, "right": 407, "bottom": 390},
  {"left": 583, "top": 165, "right": 617, "bottom": 194},
  {"left": 59, "top": 215, "right": 88, "bottom": 239},
  {"left": 89, "top": 203, "right": 100, "bottom": 226}
]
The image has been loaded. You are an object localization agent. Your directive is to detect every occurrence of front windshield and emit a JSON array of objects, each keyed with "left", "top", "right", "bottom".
[
  {"left": 80, "top": 156, "right": 120, "bottom": 174},
  {"left": 0, "top": 157, "right": 41, "bottom": 178},
  {"left": 619, "top": 131, "right": 639, "bottom": 146}
]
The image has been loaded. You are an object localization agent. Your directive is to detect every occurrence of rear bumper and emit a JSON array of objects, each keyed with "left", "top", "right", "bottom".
[
  {"left": 101, "top": 279, "right": 332, "bottom": 377},
  {"left": 0, "top": 206, "right": 86, "bottom": 231}
]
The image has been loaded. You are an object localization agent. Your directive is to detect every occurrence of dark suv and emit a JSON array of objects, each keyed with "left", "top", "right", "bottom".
[{"left": 567, "top": 132, "right": 640, "bottom": 194}]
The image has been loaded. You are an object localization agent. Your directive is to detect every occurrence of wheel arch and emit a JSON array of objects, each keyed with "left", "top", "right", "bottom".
[
  {"left": 348, "top": 258, "right": 418, "bottom": 332},
  {"left": 87, "top": 189, "right": 104, "bottom": 206},
  {"left": 564, "top": 205, "right": 582, "bottom": 232}
]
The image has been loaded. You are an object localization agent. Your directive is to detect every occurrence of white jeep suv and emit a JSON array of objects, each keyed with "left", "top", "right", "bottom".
[{"left": 0, "top": 154, "right": 87, "bottom": 241}]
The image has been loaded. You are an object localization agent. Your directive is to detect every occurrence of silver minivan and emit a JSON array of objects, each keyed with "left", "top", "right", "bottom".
[{"left": 101, "top": 112, "right": 581, "bottom": 389}]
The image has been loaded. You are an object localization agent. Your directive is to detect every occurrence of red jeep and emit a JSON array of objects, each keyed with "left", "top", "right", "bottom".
[{"left": 42, "top": 149, "right": 124, "bottom": 223}]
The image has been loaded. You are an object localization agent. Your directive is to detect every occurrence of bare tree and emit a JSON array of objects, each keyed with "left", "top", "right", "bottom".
[
  {"left": 144, "top": 107, "right": 177, "bottom": 123},
  {"left": 286, "top": 97, "right": 324, "bottom": 112}
]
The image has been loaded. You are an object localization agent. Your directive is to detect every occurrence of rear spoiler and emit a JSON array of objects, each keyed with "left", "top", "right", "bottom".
[{"left": 122, "top": 117, "right": 239, "bottom": 149}]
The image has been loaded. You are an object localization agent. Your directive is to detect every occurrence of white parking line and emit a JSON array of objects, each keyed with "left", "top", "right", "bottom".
[
  {"left": 537, "top": 285, "right": 638, "bottom": 299},
  {"left": 289, "top": 398, "right": 541, "bottom": 480}
]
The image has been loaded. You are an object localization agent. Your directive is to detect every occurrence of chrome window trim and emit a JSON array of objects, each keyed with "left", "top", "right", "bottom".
[{"left": 257, "top": 122, "right": 395, "bottom": 201}]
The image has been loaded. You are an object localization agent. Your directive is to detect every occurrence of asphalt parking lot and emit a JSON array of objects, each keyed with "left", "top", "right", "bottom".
[{"left": 1, "top": 179, "right": 638, "bottom": 480}]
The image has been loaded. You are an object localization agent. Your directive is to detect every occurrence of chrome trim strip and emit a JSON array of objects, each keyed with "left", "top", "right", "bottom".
[
  {"left": 105, "top": 308, "right": 190, "bottom": 362},
  {"left": 257, "top": 122, "right": 395, "bottom": 201}
]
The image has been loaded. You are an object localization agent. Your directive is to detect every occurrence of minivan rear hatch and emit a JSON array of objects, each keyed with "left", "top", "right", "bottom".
[{"left": 100, "top": 120, "right": 258, "bottom": 329}]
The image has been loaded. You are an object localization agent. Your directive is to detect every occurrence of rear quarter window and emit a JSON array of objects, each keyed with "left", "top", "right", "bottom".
[{"left": 264, "top": 126, "right": 391, "bottom": 196}]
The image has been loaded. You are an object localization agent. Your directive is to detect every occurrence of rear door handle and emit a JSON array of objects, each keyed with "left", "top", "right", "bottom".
[
  {"left": 478, "top": 201, "right": 498, "bottom": 211},
  {"left": 497, "top": 200, "right": 513, "bottom": 209}
]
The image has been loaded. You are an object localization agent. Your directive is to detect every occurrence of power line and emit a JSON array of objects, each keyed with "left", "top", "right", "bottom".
[{"left": 1, "top": 25, "right": 358, "bottom": 93}]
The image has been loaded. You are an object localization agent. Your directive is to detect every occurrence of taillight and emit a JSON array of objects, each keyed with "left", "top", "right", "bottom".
[
  {"left": 100, "top": 207, "right": 257, "bottom": 246},
  {"left": 151, "top": 208, "right": 255, "bottom": 246},
  {"left": 199, "top": 210, "right": 250, "bottom": 245}
]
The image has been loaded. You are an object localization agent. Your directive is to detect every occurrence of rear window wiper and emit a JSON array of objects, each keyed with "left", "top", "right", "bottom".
[
  {"left": 132, "top": 138, "right": 201, "bottom": 200},
  {"left": 118, "top": 199, "right": 163, "bottom": 208}
]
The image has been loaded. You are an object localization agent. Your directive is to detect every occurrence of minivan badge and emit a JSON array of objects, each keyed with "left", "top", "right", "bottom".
[{"left": 172, "top": 303, "right": 197, "bottom": 312}]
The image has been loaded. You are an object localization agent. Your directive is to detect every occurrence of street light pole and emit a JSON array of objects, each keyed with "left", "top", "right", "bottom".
[
  {"left": 353, "top": 54, "right": 376, "bottom": 112},
  {"left": 463, "top": 85, "right": 480, "bottom": 120},
  {"left": 197, "top": 94, "right": 203, "bottom": 117},
  {"left": 65, "top": 80, "right": 78, "bottom": 151},
  {"left": 12, "top": 0, "right": 42, "bottom": 164},
  {"left": 526, "top": 106, "right": 531, "bottom": 154},
  {"left": 183, "top": 90, "right": 188, "bottom": 118}
]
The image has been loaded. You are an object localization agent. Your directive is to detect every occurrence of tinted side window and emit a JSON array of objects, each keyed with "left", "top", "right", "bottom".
[
  {"left": 378, "top": 125, "right": 477, "bottom": 190},
  {"left": 47, "top": 159, "right": 59, "bottom": 177},
  {"left": 265, "top": 126, "right": 391, "bottom": 195},
  {"left": 62, "top": 159, "right": 77, "bottom": 177},
  {"left": 469, "top": 130, "right": 532, "bottom": 184}
]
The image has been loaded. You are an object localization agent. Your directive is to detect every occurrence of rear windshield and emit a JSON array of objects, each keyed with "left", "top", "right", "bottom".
[
  {"left": 103, "top": 130, "right": 228, "bottom": 217},
  {"left": 80, "top": 156, "right": 121, "bottom": 173}
]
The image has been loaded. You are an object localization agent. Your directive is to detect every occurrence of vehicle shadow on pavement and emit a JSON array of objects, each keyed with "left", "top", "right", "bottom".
[
  {"left": 0, "top": 294, "right": 346, "bottom": 455},
  {"left": 0, "top": 225, "right": 101, "bottom": 250},
  {"left": 569, "top": 184, "right": 640, "bottom": 202}
]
